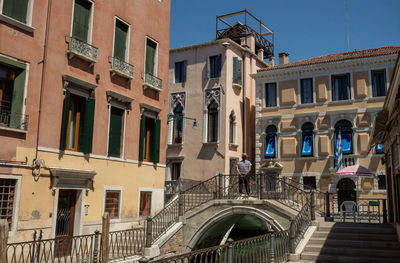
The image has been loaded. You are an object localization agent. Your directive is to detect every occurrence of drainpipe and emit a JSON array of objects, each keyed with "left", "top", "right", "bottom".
[
  {"left": 35, "top": 0, "right": 53, "bottom": 161},
  {"left": 242, "top": 54, "right": 246, "bottom": 155}
]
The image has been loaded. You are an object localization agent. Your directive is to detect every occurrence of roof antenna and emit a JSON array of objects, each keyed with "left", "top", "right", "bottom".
[{"left": 342, "top": 0, "right": 350, "bottom": 51}]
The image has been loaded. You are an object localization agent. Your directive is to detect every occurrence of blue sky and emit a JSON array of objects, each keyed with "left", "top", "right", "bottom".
[{"left": 170, "top": 0, "right": 400, "bottom": 63}]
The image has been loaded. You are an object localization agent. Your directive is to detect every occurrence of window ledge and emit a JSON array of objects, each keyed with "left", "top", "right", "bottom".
[
  {"left": 367, "top": 96, "right": 386, "bottom": 102},
  {"left": 203, "top": 142, "right": 219, "bottom": 146},
  {"left": 229, "top": 143, "right": 239, "bottom": 147},
  {"left": 67, "top": 49, "right": 97, "bottom": 65},
  {"left": 232, "top": 83, "right": 242, "bottom": 89},
  {"left": 261, "top": 106, "right": 279, "bottom": 112},
  {"left": 0, "top": 14, "right": 34, "bottom": 33},
  {"left": 0, "top": 126, "right": 28, "bottom": 134},
  {"left": 328, "top": 99, "right": 354, "bottom": 106},
  {"left": 168, "top": 143, "right": 183, "bottom": 147}
]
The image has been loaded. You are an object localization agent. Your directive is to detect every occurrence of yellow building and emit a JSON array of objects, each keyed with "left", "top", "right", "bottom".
[{"left": 253, "top": 47, "right": 400, "bottom": 206}]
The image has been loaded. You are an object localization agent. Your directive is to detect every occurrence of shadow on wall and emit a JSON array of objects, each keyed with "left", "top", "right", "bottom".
[
  {"left": 197, "top": 145, "right": 217, "bottom": 160},
  {"left": 110, "top": 74, "right": 131, "bottom": 89},
  {"left": 67, "top": 56, "right": 94, "bottom": 75}
]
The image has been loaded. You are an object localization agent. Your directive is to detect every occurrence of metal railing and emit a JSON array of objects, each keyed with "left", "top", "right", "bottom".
[
  {"left": 150, "top": 231, "right": 289, "bottom": 263},
  {"left": 111, "top": 56, "right": 135, "bottom": 79},
  {"left": 0, "top": 106, "right": 29, "bottom": 130},
  {"left": 67, "top": 36, "right": 98, "bottom": 63},
  {"left": 143, "top": 73, "right": 162, "bottom": 91},
  {"left": 6, "top": 230, "right": 100, "bottom": 263},
  {"left": 108, "top": 227, "right": 146, "bottom": 261},
  {"left": 148, "top": 198, "right": 180, "bottom": 244}
]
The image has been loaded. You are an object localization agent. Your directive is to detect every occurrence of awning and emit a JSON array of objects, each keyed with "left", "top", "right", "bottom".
[
  {"left": 367, "top": 109, "right": 388, "bottom": 153},
  {"left": 50, "top": 167, "right": 96, "bottom": 190}
]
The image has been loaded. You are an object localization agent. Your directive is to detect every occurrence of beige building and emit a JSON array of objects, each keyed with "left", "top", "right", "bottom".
[
  {"left": 0, "top": 0, "right": 170, "bottom": 242},
  {"left": 166, "top": 11, "right": 273, "bottom": 192},
  {"left": 253, "top": 47, "right": 400, "bottom": 204}
]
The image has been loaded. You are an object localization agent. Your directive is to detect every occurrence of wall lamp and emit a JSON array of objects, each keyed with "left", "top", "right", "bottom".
[{"left": 167, "top": 114, "right": 197, "bottom": 129}]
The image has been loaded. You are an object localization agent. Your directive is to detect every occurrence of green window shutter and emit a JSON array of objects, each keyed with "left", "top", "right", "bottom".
[
  {"left": 139, "top": 115, "right": 146, "bottom": 161},
  {"left": 60, "top": 91, "right": 71, "bottom": 150},
  {"left": 174, "top": 62, "right": 179, "bottom": 83},
  {"left": 206, "top": 56, "right": 210, "bottom": 79},
  {"left": 9, "top": 69, "right": 26, "bottom": 129},
  {"left": 233, "top": 57, "right": 242, "bottom": 85},
  {"left": 150, "top": 119, "right": 161, "bottom": 164},
  {"left": 3, "top": 0, "right": 28, "bottom": 23},
  {"left": 72, "top": 0, "right": 91, "bottom": 42},
  {"left": 182, "top": 60, "right": 187, "bottom": 82},
  {"left": 78, "top": 97, "right": 95, "bottom": 154},
  {"left": 113, "top": 20, "right": 128, "bottom": 60},
  {"left": 145, "top": 39, "right": 157, "bottom": 75},
  {"left": 108, "top": 107, "right": 124, "bottom": 157}
]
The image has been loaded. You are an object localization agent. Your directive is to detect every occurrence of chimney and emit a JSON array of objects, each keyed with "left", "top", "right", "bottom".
[
  {"left": 240, "top": 35, "right": 255, "bottom": 53},
  {"left": 257, "top": 49, "right": 264, "bottom": 60},
  {"left": 269, "top": 56, "right": 275, "bottom": 67},
  {"left": 279, "top": 52, "right": 289, "bottom": 65}
]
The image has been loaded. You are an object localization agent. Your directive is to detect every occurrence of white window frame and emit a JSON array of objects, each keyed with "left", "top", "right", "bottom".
[
  {"left": 298, "top": 77, "right": 315, "bottom": 104},
  {"left": 69, "top": 0, "right": 95, "bottom": 44},
  {"left": 103, "top": 187, "right": 123, "bottom": 220},
  {"left": 106, "top": 104, "right": 126, "bottom": 159},
  {"left": 264, "top": 82, "right": 279, "bottom": 108},
  {"left": 203, "top": 98, "right": 220, "bottom": 144},
  {"left": 329, "top": 72, "right": 353, "bottom": 102},
  {"left": 0, "top": 0, "right": 34, "bottom": 27},
  {"left": 112, "top": 16, "right": 131, "bottom": 62},
  {"left": 167, "top": 159, "right": 183, "bottom": 181},
  {"left": 144, "top": 36, "right": 159, "bottom": 76},
  {"left": 0, "top": 174, "right": 21, "bottom": 237},
  {"left": 229, "top": 111, "right": 237, "bottom": 146}
]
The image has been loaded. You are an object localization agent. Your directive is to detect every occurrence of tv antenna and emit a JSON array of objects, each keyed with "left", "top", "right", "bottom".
[{"left": 342, "top": 0, "right": 350, "bottom": 51}]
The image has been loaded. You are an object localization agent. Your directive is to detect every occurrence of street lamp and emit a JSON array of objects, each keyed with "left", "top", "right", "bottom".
[{"left": 167, "top": 113, "right": 197, "bottom": 129}]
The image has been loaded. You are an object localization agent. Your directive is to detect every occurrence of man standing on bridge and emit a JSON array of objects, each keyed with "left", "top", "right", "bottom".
[{"left": 236, "top": 153, "right": 252, "bottom": 198}]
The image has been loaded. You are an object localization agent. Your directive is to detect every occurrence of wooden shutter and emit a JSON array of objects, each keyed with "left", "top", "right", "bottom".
[
  {"left": 150, "top": 119, "right": 161, "bottom": 163},
  {"left": 113, "top": 20, "right": 128, "bottom": 60},
  {"left": 145, "top": 39, "right": 157, "bottom": 75},
  {"left": 216, "top": 54, "right": 222, "bottom": 78},
  {"left": 78, "top": 97, "right": 95, "bottom": 154},
  {"left": 206, "top": 56, "right": 210, "bottom": 79},
  {"left": 72, "top": 0, "right": 91, "bottom": 42},
  {"left": 108, "top": 107, "right": 123, "bottom": 157},
  {"left": 233, "top": 57, "right": 242, "bottom": 85},
  {"left": 182, "top": 60, "right": 187, "bottom": 82},
  {"left": 174, "top": 62, "right": 180, "bottom": 83},
  {"left": 139, "top": 115, "right": 146, "bottom": 161},
  {"left": 9, "top": 69, "right": 26, "bottom": 129},
  {"left": 3, "top": 0, "right": 29, "bottom": 23},
  {"left": 60, "top": 91, "right": 71, "bottom": 150}
]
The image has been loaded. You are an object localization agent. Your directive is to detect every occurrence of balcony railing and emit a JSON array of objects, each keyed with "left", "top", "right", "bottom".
[
  {"left": 143, "top": 73, "right": 162, "bottom": 92},
  {"left": 67, "top": 36, "right": 98, "bottom": 64},
  {"left": 331, "top": 155, "right": 358, "bottom": 170},
  {"left": 110, "top": 56, "right": 135, "bottom": 79},
  {"left": 0, "top": 107, "right": 28, "bottom": 131}
]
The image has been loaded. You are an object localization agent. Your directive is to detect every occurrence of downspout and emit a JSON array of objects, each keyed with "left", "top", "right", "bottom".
[
  {"left": 242, "top": 54, "right": 246, "bottom": 155},
  {"left": 35, "top": 0, "right": 53, "bottom": 161}
]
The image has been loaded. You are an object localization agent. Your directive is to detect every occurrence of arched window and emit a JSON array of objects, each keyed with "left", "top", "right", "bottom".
[
  {"left": 335, "top": 120, "right": 353, "bottom": 155},
  {"left": 264, "top": 125, "right": 277, "bottom": 158},
  {"left": 173, "top": 104, "right": 184, "bottom": 144},
  {"left": 229, "top": 112, "right": 236, "bottom": 144},
  {"left": 207, "top": 100, "right": 219, "bottom": 142},
  {"left": 301, "top": 122, "right": 314, "bottom": 157}
]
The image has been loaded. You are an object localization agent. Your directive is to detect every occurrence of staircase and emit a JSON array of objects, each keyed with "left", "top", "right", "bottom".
[{"left": 297, "top": 221, "right": 400, "bottom": 263}]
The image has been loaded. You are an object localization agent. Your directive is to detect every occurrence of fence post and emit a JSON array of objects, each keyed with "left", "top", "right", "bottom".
[
  {"left": 92, "top": 230, "right": 100, "bottom": 263},
  {"left": 325, "top": 192, "right": 330, "bottom": 220},
  {"left": 226, "top": 238, "right": 234, "bottom": 263},
  {"left": 383, "top": 199, "right": 388, "bottom": 224},
  {"left": 258, "top": 174, "right": 262, "bottom": 199},
  {"left": 219, "top": 173, "right": 224, "bottom": 199},
  {"left": 101, "top": 213, "right": 110, "bottom": 263},
  {"left": 310, "top": 191, "right": 315, "bottom": 221},
  {"left": 145, "top": 217, "right": 153, "bottom": 248},
  {"left": 289, "top": 220, "right": 296, "bottom": 254},
  {"left": 269, "top": 234, "right": 276, "bottom": 263},
  {"left": 0, "top": 220, "right": 8, "bottom": 263},
  {"left": 178, "top": 192, "right": 184, "bottom": 216}
]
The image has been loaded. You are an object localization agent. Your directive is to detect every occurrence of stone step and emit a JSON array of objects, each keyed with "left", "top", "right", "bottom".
[
  {"left": 303, "top": 244, "right": 324, "bottom": 252},
  {"left": 319, "top": 246, "right": 400, "bottom": 258},
  {"left": 324, "top": 238, "right": 400, "bottom": 249},
  {"left": 312, "top": 231, "right": 329, "bottom": 238},
  {"left": 329, "top": 226, "right": 396, "bottom": 235},
  {"left": 327, "top": 232, "right": 398, "bottom": 241},
  {"left": 314, "top": 253, "right": 400, "bottom": 263}
]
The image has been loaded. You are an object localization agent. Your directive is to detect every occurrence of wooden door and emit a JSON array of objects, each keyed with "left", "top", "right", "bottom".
[{"left": 54, "top": 190, "right": 76, "bottom": 257}]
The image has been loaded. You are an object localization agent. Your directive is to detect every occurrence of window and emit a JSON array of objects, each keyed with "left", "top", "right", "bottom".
[
  {"left": 376, "top": 144, "right": 384, "bottom": 154},
  {"left": 139, "top": 111, "right": 161, "bottom": 163},
  {"left": 145, "top": 38, "right": 158, "bottom": 76},
  {"left": 60, "top": 90, "right": 95, "bottom": 153},
  {"left": 174, "top": 61, "right": 186, "bottom": 83},
  {"left": 335, "top": 120, "right": 353, "bottom": 155},
  {"left": 207, "top": 54, "right": 221, "bottom": 79},
  {"left": 371, "top": 70, "right": 386, "bottom": 97},
  {"left": 303, "top": 176, "right": 316, "bottom": 190},
  {"left": 72, "top": 0, "right": 92, "bottom": 42},
  {"left": 301, "top": 122, "right": 314, "bottom": 157},
  {"left": 172, "top": 104, "right": 184, "bottom": 144},
  {"left": 378, "top": 175, "right": 386, "bottom": 190},
  {"left": 0, "top": 61, "right": 26, "bottom": 130},
  {"left": 207, "top": 100, "right": 219, "bottom": 143},
  {"left": 265, "top": 83, "right": 277, "bottom": 107},
  {"left": 332, "top": 74, "right": 351, "bottom": 101},
  {"left": 264, "top": 125, "right": 277, "bottom": 158},
  {"left": 171, "top": 162, "right": 181, "bottom": 181},
  {"left": 113, "top": 19, "right": 129, "bottom": 60},
  {"left": 108, "top": 107, "right": 124, "bottom": 158},
  {"left": 139, "top": 191, "right": 151, "bottom": 217},
  {"left": 1, "top": 0, "right": 29, "bottom": 23},
  {"left": 104, "top": 190, "right": 120, "bottom": 219},
  {"left": 0, "top": 178, "right": 16, "bottom": 228},
  {"left": 229, "top": 112, "right": 236, "bottom": 145},
  {"left": 233, "top": 57, "right": 242, "bottom": 85},
  {"left": 300, "top": 78, "right": 313, "bottom": 104}
]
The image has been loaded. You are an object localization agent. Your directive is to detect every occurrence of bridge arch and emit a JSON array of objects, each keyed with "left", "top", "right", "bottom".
[{"left": 186, "top": 206, "right": 284, "bottom": 251}]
